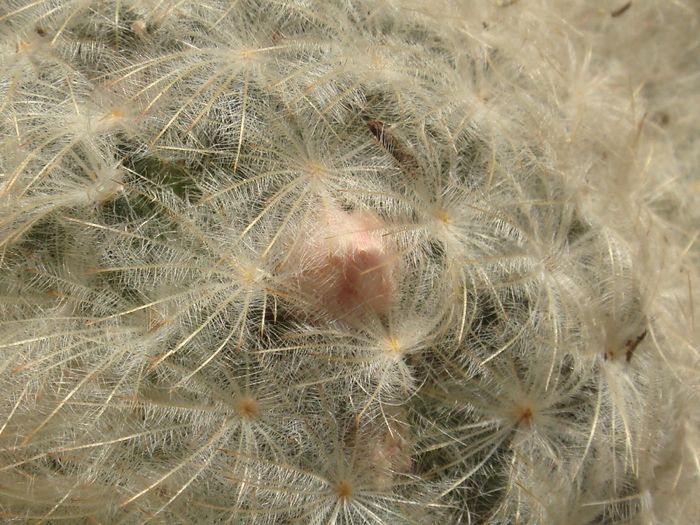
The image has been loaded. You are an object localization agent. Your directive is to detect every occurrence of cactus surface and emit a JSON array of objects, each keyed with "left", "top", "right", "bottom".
[{"left": 1, "top": 1, "right": 699, "bottom": 523}]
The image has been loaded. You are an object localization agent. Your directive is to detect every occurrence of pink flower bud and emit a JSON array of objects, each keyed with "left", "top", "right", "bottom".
[{"left": 284, "top": 205, "right": 398, "bottom": 323}]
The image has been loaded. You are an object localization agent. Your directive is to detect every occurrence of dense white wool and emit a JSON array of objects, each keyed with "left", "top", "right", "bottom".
[{"left": 1, "top": 1, "right": 698, "bottom": 523}]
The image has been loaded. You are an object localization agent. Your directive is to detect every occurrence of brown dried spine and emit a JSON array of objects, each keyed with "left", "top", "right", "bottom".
[{"left": 367, "top": 120, "right": 420, "bottom": 174}]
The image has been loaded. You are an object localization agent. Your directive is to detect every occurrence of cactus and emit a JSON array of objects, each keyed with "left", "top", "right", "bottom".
[{"left": 1, "top": 1, "right": 698, "bottom": 523}]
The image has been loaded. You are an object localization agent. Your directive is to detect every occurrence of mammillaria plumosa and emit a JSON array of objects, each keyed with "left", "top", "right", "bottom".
[{"left": 1, "top": 1, "right": 698, "bottom": 523}]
